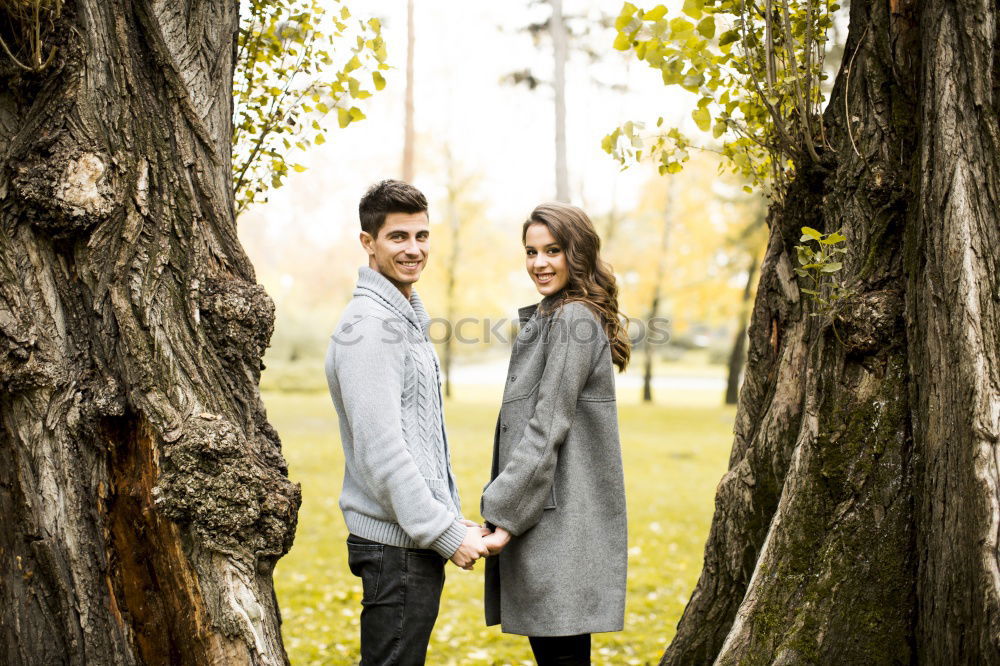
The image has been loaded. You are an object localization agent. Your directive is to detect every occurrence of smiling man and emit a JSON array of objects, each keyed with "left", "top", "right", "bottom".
[{"left": 325, "top": 180, "right": 489, "bottom": 664}]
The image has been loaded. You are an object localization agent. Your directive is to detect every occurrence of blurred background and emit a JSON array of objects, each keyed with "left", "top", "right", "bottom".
[{"left": 237, "top": 0, "right": 770, "bottom": 663}]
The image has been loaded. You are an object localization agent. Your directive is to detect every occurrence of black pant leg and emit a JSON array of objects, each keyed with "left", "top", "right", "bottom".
[
  {"left": 528, "top": 633, "right": 592, "bottom": 666},
  {"left": 346, "top": 535, "right": 446, "bottom": 666}
]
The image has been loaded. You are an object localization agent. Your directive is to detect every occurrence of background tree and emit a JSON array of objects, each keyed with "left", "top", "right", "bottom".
[
  {"left": 504, "top": 0, "right": 600, "bottom": 202},
  {"left": 0, "top": 1, "right": 301, "bottom": 662},
  {"left": 611, "top": 0, "right": 1000, "bottom": 662},
  {"left": 402, "top": 0, "right": 415, "bottom": 182},
  {"left": 641, "top": 181, "right": 673, "bottom": 403},
  {"left": 233, "top": 0, "right": 387, "bottom": 216}
]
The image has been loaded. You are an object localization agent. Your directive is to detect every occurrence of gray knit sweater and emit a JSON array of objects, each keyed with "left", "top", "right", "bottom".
[{"left": 325, "top": 267, "right": 466, "bottom": 558}]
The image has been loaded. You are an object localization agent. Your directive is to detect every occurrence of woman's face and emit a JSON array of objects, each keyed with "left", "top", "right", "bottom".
[{"left": 524, "top": 223, "right": 569, "bottom": 296}]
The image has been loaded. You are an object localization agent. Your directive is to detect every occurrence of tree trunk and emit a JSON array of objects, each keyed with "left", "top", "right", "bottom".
[
  {"left": 551, "top": 0, "right": 569, "bottom": 202},
  {"left": 402, "top": 0, "right": 415, "bottom": 183},
  {"left": 642, "top": 185, "right": 674, "bottom": 403},
  {"left": 661, "top": 0, "right": 1000, "bottom": 660},
  {"left": 0, "top": 3, "right": 300, "bottom": 664},
  {"left": 724, "top": 254, "right": 757, "bottom": 405},
  {"left": 442, "top": 150, "right": 461, "bottom": 400}
]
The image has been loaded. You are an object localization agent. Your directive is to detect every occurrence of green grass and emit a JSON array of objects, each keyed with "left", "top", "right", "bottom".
[{"left": 267, "top": 390, "right": 736, "bottom": 665}]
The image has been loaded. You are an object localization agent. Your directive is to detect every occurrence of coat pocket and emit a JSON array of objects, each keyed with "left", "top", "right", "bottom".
[{"left": 543, "top": 482, "right": 557, "bottom": 510}]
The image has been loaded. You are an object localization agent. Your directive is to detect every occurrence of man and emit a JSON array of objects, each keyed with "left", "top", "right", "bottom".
[{"left": 325, "top": 180, "right": 489, "bottom": 665}]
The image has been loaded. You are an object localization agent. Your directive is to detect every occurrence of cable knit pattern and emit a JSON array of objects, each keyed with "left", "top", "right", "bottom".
[{"left": 325, "top": 267, "right": 465, "bottom": 558}]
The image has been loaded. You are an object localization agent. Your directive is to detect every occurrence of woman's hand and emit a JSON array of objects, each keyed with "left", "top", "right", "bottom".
[{"left": 483, "top": 527, "right": 512, "bottom": 555}]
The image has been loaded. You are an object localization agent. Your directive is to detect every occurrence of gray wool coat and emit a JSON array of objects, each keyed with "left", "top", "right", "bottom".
[{"left": 480, "top": 297, "right": 627, "bottom": 637}]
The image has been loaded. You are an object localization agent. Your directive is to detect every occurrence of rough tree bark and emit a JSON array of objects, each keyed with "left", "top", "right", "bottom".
[
  {"left": 0, "top": 2, "right": 300, "bottom": 664},
  {"left": 663, "top": 0, "right": 1000, "bottom": 662}
]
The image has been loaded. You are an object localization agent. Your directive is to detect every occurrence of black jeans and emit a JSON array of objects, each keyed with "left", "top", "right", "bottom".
[
  {"left": 346, "top": 534, "right": 446, "bottom": 665},
  {"left": 528, "top": 634, "right": 591, "bottom": 666}
]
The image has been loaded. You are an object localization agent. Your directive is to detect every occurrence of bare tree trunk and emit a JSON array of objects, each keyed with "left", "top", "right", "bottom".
[
  {"left": 642, "top": 185, "right": 674, "bottom": 403},
  {"left": 908, "top": 0, "right": 1000, "bottom": 659},
  {"left": 442, "top": 150, "right": 461, "bottom": 399},
  {"left": 0, "top": 3, "right": 299, "bottom": 664},
  {"left": 724, "top": 254, "right": 757, "bottom": 405},
  {"left": 551, "top": 0, "right": 569, "bottom": 202},
  {"left": 402, "top": 0, "right": 415, "bottom": 183},
  {"left": 665, "top": 0, "right": 1000, "bottom": 660},
  {"left": 662, "top": 0, "right": 927, "bottom": 661}
]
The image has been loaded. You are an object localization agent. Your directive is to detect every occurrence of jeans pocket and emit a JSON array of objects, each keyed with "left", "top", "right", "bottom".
[{"left": 347, "top": 540, "right": 384, "bottom": 603}]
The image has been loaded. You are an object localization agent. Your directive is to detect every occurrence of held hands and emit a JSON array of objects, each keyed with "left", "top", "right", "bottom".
[
  {"left": 450, "top": 523, "right": 490, "bottom": 570},
  {"left": 482, "top": 527, "right": 511, "bottom": 556},
  {"left": 449, "top": 520, "right": 512, "bottom": 569}
]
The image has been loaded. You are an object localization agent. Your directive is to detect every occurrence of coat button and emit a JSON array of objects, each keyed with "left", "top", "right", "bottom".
[{"left": 501, "top": 423, "right": 508, "bottom": 432}]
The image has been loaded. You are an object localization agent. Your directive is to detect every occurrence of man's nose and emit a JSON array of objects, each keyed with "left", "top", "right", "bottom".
[{"left": 403, "top": 238, "right": 421, "bottom": 255}]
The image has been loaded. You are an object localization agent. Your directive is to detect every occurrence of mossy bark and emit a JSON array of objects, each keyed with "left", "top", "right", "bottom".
[
  {"left": 663, "top": 0, "right": 1000, "bottom": 661},
  {"left": 0, "top": 2, "right": 299, "bottom": 664}
]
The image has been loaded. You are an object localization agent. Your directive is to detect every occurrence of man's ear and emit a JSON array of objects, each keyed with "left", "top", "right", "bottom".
[{"left": 359, "top": 231, "right": 375, "bottom": 256}]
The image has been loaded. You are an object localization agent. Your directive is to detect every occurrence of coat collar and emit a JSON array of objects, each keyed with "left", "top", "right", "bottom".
[
  {"left": 354, "top": 266, "right": 429, "bottom": 335},
  {"left": 518, "top": 290, "right": 567, "bottom": 324}
]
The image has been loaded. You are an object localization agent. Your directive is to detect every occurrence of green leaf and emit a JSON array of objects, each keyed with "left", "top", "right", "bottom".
[
  {"left": 670, "top": 17, "right": 694, "bottom": 35},
  {"left": 292, "top": 164, "right": 306, "bottom": 173},
  {"left": 643, "top": 6, "right": 668, "bottom": 21},
  {"left": 820, "top": 262, "right": 843, "bottom": 273},
  {"left": 692, "top": 107, "right": 711, "bottom": 131},
  {"left": 820, "top": 231, "right": 847, "bottom": 244},
  {"left": 718, "top": 29, "right": 740, "bottom": 46},
  {"left": 372, "top": 71, "right": 386, "bottom": 90},
  {"left": 696, "top": 16, "right": 715, "bottom": 38},
  {"left": 800, "top": 226, "right": 822, "bottom": 240},
  {"left": 681, "top": 0, "right": 704, "bottom": 19},
  {"left": 337, "top": 107, "right": 352, "bottom": 128},
  {"left": 614, "top": 32, "right": 633, "bottom": 50}
]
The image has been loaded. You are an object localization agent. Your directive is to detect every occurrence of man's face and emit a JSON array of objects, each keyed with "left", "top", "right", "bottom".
[{"left": 361, "top": 211, "right": 430, "bottom": 293}]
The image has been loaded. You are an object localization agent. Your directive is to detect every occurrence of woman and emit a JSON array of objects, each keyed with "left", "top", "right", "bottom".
[{"left": 480, "top": 202, "right": 631, "bottom": 665}]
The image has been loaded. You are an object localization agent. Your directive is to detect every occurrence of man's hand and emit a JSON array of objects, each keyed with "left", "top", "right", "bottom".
[
  {"left": 460, "top": 518, "right": 493, "bottom": 538},
  {"left": 450, "top": 525, "right": 490, "bottom": 570},
  {"left": 483, "top": 526, "right": 511, "bottom": 556}
]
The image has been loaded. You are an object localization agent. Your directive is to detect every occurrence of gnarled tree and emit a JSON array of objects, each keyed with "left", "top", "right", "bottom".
[
  {"left": 613, "top": 0, "right": 999, "bottom": 660},
  {"left": 0, "top": 1, "right": 299, "bottom": 663}
]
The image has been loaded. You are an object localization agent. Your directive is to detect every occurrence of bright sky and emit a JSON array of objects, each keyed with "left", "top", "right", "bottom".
[{"left": 239, "top": 0, "right": 698, "bottom": 252}]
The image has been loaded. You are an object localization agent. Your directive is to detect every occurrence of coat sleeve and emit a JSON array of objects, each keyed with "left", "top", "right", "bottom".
[
  {"left": 481, "top": 302, "right": 604, "bottom": 535},
  {"left": 328, "top": 315, "right": 466, "bottom": 558}
]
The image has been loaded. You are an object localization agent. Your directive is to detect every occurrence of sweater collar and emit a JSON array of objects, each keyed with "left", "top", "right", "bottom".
[{"left": 355, "top": 267, "right": 429, "bottom": 334}]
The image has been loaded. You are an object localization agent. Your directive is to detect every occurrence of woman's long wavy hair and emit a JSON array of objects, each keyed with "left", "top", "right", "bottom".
[{"left": 523, "top": 202, "right": 631, "bottom": 372}]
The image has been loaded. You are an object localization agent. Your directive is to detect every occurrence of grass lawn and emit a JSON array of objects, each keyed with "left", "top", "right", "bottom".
[{"left": 266, "top": 389, "right": 736, "bottom": 665}]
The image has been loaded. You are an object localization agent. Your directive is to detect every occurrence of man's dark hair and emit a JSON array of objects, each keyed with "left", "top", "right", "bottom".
[{"left": 359, "top": 180, "right": 428, "bottom": 237}]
